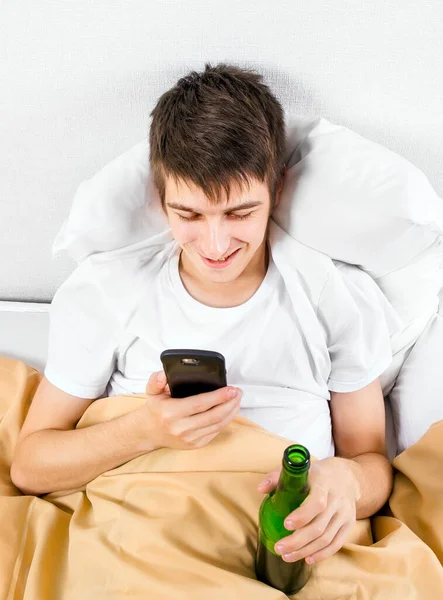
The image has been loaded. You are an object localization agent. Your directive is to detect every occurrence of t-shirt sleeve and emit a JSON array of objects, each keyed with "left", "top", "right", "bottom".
[
  {"left": 44, "top": 261, "right": 120, "bottom": 399},
  {"left": 317, "top": 262, "right": 393, "bottom": 393}
]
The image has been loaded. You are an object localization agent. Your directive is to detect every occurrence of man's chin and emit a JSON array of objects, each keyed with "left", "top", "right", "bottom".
[
  {"left": 201, "top": 264, "right": 242, "bottom": 280},
  {"left": 198, "top": 259, "right": 247, "bottom": 283}
]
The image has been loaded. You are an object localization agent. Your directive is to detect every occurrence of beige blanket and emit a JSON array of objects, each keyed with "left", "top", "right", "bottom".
[{"left": 0, "top": 356, "right": 442, "bottom": 599}]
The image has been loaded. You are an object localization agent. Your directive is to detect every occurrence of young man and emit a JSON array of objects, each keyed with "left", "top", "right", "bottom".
[{"left": 11, "top": 63, "right": 393, "bottom": 567}]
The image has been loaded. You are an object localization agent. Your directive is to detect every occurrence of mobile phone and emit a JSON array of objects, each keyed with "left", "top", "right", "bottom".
[{"left": 160, "top": 349, "right": 227, "bottom": 398}]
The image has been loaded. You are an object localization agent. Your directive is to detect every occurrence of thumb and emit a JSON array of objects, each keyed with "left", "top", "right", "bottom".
[
  {"left": 146, "top": 370, "right": 168, "bottom": 396},
  {"left": 257, "top": 469, "right": 281, "bottom": 493}
]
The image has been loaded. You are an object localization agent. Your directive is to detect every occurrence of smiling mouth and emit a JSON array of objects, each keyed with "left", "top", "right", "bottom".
[
  {"left": 205, "top": 250, "right": 237, "bottom": 261},
  {"left": 201, "top": 248, "right": 241, "bottom": 268}
]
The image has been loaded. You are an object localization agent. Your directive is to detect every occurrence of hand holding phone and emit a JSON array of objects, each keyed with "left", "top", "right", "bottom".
[{"left": 135, "top": 350, "right": 242, "bottom": 452}]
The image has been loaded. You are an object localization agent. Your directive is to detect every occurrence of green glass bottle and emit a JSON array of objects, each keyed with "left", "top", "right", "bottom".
[{"left": 255, "top": 444, "right": 312, "bottom": 595}]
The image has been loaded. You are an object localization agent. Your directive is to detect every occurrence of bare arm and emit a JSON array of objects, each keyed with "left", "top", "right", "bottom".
[
  {"left": 11, "top": 373, "right": 241, "bottom": 496},
  {"left": 329, "top": 377, "right": 393, "bottom": 519},
  {"left": 10, "top": 377, "right": 157, "bottom": 496}
]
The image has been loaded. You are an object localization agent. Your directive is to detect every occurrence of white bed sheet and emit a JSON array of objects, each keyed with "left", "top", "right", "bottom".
[{"left": 0, "top": 301, "right": 49, "bottom": 373}]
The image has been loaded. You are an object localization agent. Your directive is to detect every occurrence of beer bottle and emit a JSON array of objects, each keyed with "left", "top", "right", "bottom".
[{"left": 255, "top": 444, "right": 312, "bottom": 595}]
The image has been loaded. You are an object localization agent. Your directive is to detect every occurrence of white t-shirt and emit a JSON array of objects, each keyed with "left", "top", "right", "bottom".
[{"left": 44, "top": 222, "right": 393, "bottom": 460}]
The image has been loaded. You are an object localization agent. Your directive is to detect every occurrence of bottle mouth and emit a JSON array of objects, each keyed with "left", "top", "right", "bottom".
[{"left": 283, "top": 444, "right": 311, "bottom": 472}]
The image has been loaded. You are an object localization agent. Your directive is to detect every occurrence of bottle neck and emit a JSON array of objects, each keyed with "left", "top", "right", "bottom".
[{"left": 271, "top": 464, "right": 310, "bottom": 517}]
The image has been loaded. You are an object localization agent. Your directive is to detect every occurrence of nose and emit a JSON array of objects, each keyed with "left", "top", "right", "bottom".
[{"left": 201, "top": 219, "right": 230, "bottom": 259}]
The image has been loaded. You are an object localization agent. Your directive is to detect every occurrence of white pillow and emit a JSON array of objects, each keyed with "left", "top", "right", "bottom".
[
  {"left": 274, "top": 116, "right": 443, "bottom": 276},
  {"left": 53, "top": 115, "right": 443, "bottom": 326},
  {"left": 52, "top": 139, "right": 169, "bottom": 263},
  {"left": 273, "top": 117, "right": 443, "bottom": 325}
]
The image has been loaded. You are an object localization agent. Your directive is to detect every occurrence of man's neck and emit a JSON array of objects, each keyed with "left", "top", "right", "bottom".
[{"left": 178, "top": 242, "right": 269, "bottom": 309}]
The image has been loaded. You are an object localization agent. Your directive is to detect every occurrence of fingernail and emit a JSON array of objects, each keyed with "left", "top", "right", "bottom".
[
  {"left": 275, "top": 544, "right": 284, "bottom": 554},
  {"left": 285, "top": 520, "right": 294, "bottom": 530},
  {"left": 257, "top": 479, "right": 271, "bottom": 488},
  {"left": 227, "top": 388, "right": 238, "bottom": 399},
  {"left": 306, "top": 557, "right": 315, "bottom": 565},
  {"left": 157, "top": 371, "right": 166, "bottom": 383}
]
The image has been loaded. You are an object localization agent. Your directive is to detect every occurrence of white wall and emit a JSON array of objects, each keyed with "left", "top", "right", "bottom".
[{"left": 1, "top": 1, "right": 442, "bottom": 301}]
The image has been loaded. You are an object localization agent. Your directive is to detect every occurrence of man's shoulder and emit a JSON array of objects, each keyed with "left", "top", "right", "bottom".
[
  {"left": 54, "top": 235, "right": 176, "bottom": 328},
  {"left": 268, "top": 219, "right": 337, "bottom": 307}
]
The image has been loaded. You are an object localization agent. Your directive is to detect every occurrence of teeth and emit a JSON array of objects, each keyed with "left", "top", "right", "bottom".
[{"left": 207, "top": 250, "right": 237, "bottom": 262}]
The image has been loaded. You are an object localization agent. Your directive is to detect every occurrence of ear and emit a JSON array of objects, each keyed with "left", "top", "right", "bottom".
[{"left": 274, "top": 163, "right": 287, "bottom": 208}]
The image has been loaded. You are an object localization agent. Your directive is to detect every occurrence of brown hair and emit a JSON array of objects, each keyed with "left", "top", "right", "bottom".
[{"left": 149, "top": 62, "right": 286, "bottom": 210}]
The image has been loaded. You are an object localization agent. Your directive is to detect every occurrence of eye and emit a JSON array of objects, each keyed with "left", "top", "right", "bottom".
[
  {"left": 229, "top": 212, "right": 252, "bottom": 221},
  {"left": 176, "top": 213, "right": 201, "bottom": 222},
  {"left": 176, "top": 212, "right": 252, "bottom": 222}
]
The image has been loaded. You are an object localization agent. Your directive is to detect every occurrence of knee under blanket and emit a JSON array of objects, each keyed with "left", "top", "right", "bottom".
[{"left": 0, "top": 357, "right": 442, "bottom": 599}]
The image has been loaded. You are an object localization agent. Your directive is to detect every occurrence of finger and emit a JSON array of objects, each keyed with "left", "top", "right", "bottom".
[
  {"left": 179, "top": 395, "right": 240, "bottom": 433},
  {"left": 186, "top": 401, "right": 240, "bottom": 443},
  {"left": 278, "top": 512, "right": 345, "bottom": 564},
  {"left": 174, "top": 386, "right": 242, "bottom": 419},
  {"left": 192, "top": 431, "right": 219, "bottom": 448},
  {"left": 145, "top": 370, "right": 169, "bottom": 396},
  {"left": 306, "top": 522, "right": 353, "bottom": 564},
  {"left": 284, "top": 483, "right": 329, "bottom": 529},
  {"left": 275, "top": 503, "right": 337, "bottom": 556},
  {"left": 257, "top": 469, "right": 281, "bottom": 493}
]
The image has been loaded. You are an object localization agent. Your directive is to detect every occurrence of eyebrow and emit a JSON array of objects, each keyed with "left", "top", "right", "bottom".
[{"left": 166, "top": 200, "right": 263, "bottom": 213}]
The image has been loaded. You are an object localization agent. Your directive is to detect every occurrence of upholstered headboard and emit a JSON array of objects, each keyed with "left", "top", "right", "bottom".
[{"left": 1, "top": 2, "right": 442, "bottom": 303}]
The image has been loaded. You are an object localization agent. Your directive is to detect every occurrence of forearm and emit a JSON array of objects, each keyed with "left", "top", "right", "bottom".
[
  {"left": 11, "top": 407, "right": 157, "bottom": 496},
  {"left": 333, "top": 453, "right": 394, "bottom": 519}
]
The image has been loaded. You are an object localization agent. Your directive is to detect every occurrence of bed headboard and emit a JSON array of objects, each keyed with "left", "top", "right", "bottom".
[{"left": 2, "top": 2, "right": 442, "bottom": 302}]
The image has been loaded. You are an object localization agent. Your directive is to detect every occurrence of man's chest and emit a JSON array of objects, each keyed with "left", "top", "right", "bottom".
[{"left": 115, "top": 289, "right": 330, "bottom": 393}]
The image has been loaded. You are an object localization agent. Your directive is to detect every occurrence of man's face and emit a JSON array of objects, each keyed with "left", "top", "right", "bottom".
[{"left": 163, "top": 175, "right": 283, "bottom": 285}]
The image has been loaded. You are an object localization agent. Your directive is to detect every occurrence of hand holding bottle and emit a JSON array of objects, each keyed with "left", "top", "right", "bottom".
[{"left": 257, "top": 456, "right": 360, "bottom": 565}]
